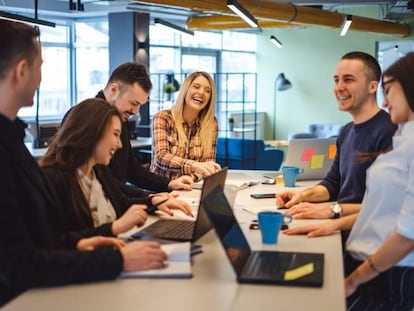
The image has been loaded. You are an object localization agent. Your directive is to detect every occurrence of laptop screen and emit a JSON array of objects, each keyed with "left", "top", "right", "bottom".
[
  {"left": 202, "top": 186, "right": 251, "bottom": 276},
  {"left": 192, "top": 167, "right": 228, "bottom": 241}
]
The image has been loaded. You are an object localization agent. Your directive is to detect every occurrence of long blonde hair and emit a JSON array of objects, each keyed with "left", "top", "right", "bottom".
[{"left": 171, "top": 71, "right": 216, "bottom": 159}]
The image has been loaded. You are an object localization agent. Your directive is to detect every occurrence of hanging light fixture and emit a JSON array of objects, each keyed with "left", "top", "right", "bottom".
[
  {"left": 270, "top": 35, "right": 283, "bottom": 48},
  {"left": 226, "top": 0, "right": 259, "bottom": 28},
  {"left": 340, "top": 15, "right": 352, "bottom": 36},
  {"left": 154, "top": 18, "right": 194, "bottom": 36}
]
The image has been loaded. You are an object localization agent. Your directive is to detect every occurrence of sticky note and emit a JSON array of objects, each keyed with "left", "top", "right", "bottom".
[
  {"left": 328, "top": 144, "right": 337, "bottom": 159},
  {"left": 310, "top": 154, "right": 324, "bottom": 169},
  {"left": 284, "top": 262, "right": 314, "bottom": 281},
  {"left": 301, "top": 148, "right": 316, "bottom": 162}
]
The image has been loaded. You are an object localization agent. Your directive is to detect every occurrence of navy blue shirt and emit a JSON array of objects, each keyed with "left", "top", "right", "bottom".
[{"left": 319, "top": 109, "right": 397, "bottom": 203}]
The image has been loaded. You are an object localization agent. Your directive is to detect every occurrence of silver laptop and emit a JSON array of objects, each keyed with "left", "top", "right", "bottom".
[{"left": 284, "top": 138, "right": 337, "bottom": 180}]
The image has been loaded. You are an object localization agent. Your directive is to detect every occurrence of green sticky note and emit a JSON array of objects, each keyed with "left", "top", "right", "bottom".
[{"left": 284, "top": 262, "right": 314, "bottom": 281}]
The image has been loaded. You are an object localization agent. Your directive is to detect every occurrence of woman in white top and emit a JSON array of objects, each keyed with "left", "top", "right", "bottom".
[
  {"left": 284, "top": 53, "right": 414, "bottom": 310},
  {"left": 40, "top": 98, "right": 190, "bottom": 238}
]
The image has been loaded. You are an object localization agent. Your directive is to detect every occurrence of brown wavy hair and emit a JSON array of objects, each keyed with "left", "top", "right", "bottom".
[{"left": 39, "top": 98, "right": 121, "bottom": 170}]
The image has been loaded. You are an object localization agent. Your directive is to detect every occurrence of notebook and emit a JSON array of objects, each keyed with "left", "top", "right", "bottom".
[
  {"left": 284, "top": 138, "right": 337, "bottom": 180},
  {"left": 202, "top": 186, "right": 324, "bottom": 287},
  {"left": 131, "top": 167, "right": 230, "bottom": 242}
]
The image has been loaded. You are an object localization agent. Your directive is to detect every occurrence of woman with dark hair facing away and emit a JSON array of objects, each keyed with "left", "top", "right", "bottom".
[
  {"left": 150, "top": 71, "right": 221, "bottom": 181},
  {"left": 40, "top": 98, "right": 188, "bottom": 236}
]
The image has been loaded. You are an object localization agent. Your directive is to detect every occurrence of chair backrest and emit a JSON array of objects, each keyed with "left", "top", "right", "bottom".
[
  {"left": 216, "top": 138, "right": 283, "bottom": 170},
  {"left": 307, "top": 123, "right": 343, "bottom": 138},
  {"left": 288, "top": 132, "right": 318, "bottom": 140},
  {"left": 216, "top": 138, "right": 260, "bottom": 169}
]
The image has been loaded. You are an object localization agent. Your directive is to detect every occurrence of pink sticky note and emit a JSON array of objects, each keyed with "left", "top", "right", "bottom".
[{"left": 301, "top": 148, "right": 316, "bottom": 162}]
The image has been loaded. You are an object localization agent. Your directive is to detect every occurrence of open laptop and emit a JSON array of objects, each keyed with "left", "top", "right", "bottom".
[
  {"left": 284, "top": 138, "right": 337, "bottom": 180},
  {"left": 131, "top": 167, "right": 230, "bottom": 242},
  {"left": 202, "top": 185, "right": 324, "bottom": 287}
]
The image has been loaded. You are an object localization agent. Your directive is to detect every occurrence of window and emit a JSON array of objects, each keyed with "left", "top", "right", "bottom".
[
  {"left": 149, "top": 27, "right": 257, "bottom": 119},
  {"left": 75, "top": 21, "right": 109, "bottom": 102},
  {"left": 18, "top": 25, "right": 70, "bottom": 120},
  {"left": 18, "top": 19, "right": 109, "bottom": 121}
]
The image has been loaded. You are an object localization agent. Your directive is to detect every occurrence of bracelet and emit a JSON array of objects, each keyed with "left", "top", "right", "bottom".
[
  {"left": 367, "top": 256, "right": 381, "bottom": 274},
  {"left": 152, "top": 198, "right": 169, "bottom": 208}
]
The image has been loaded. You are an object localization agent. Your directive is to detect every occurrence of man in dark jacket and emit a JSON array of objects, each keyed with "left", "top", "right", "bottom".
[
  {"left": 0, "top": 20, "right": 166, "bottom": 307},
  {"left": 96, "top": 62, "right": 193, "bottom": 196}
]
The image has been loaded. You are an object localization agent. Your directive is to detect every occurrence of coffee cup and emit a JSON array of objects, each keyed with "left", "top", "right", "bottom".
[
  {"left": 257, "top": 211, "right": 292, "bottom": 244},
  {"left": 282, "top": 166, "right": 304, "bottom": 187}
]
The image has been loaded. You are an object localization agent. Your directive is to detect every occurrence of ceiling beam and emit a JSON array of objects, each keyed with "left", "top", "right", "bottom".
[
  {"left": 131, "top": 0, "right": 411, "bottom": 37},
  {"left": 187, "top": 15, "right": 300, "bottom": 30}
]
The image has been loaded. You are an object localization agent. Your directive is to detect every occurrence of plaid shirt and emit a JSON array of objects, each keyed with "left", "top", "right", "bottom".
[{"left": 150, "top": 109, "right": 218, "bottom": 181}]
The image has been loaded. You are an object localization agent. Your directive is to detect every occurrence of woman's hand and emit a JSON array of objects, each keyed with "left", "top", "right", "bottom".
[
  {"left": 191, "top": 161, "right": 221, "bottom": 178},
  {"left": 112, "top": 204, "right": 148, "bottom": 235},
  {"left": 344, "top": 273, "right": 360, "bottom": 297},
  {"left": 283, "top": 220, "right": 338, "bottom": 238},
  {"left": 168, "top": 175, "right": 193, "bottom": 191},
  {"left": 76, "top": 236, "right": 126, "bottom": 250},
  {"left": 151, "top": 192, "right": 193, "bottom": 217}
]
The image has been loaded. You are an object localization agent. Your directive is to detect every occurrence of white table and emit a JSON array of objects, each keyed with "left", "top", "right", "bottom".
[{"left": 3, "top": 171, "right": 345, "bottom": 311}]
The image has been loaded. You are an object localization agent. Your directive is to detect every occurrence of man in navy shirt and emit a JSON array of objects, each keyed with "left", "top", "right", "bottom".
[{"left": 276, "top": 52, "right": 397, "bottom": 220}]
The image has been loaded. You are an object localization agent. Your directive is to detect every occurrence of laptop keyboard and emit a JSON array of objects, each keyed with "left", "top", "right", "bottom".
[
  {"left": 246, "top": 251, "right": 289, "bottom": 278},
  {"left": 141, "top": 220, "right": 195, "bottom": 240}
]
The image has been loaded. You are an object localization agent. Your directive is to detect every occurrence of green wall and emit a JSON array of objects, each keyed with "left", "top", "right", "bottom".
[{"left": 256, "top": 7, "right": 413, "bottom": 140}]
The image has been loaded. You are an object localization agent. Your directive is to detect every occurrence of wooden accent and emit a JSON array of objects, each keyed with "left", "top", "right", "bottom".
[
  {"left": 131, "top": 0, "right": 411, "bottom": 37},
  {"left": 187, "top": 15, "right": 300, "bottom": 30}
]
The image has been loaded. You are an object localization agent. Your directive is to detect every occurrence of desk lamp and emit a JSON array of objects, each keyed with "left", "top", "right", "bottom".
[{"left": 273, "top": 73, "right": 292, "bottom": 139}]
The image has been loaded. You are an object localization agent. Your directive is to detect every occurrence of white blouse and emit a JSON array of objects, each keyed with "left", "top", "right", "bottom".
[
  {"left": 77, "top": 168, "right": 116, "bottom": 227},
  {"left": 346, "top": 121, "right": 414, "bottom": 267}
]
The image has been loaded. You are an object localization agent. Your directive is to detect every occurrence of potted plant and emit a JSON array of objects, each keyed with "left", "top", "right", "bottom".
[
  {"left": 163, "top": 82, "right": 176, "bottom": 94},
  {"left": 163, "top": 73, "right": 180, "bottom": 101},
  {"left": 228, "top": 116, "right": 235, "bottom": 131}
]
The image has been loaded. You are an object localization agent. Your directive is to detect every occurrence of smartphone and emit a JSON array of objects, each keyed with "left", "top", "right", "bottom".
[
  {"left": 250, "top": 193, "right": 276, "bottom": 199},
  {"left": 261, "top": 178, "right": 275, "bottom": 185}
]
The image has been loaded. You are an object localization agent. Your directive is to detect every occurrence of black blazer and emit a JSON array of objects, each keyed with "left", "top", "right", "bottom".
[
  {"left": 0, "top": 116, "right": 122, "bottom": 306},
  {"left": 95, "top": 91, "right": 171, "bottom": 194},
  {"left": 42, "top": 164, "right": 147, "bottom": 236}
]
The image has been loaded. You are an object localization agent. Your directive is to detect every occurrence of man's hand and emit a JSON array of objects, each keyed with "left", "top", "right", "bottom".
[
  {"left": 77, "top": 236, "right": 126, "bottom": 251},
  {"left": 120, "top": 241, "right": 167, "bottom": 272},
  {"left": 168, "top": 175, "right": 193, "bottom": 191},
  {"left": 276, "top": 190, "right": 302, "bottom": 208},
  {"left": 286, "top": 202, "right": 332, "bottom": 219}
]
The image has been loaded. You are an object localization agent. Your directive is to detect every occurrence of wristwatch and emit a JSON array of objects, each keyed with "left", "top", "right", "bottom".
[{"left": 330, "top": 203, "right": 342, "bottom": 219}]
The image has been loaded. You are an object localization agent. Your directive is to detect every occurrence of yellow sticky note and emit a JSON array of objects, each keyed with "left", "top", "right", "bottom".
[
  {"left": 310, "top": 154, "right": 324, "bottom": 169},
  {"left": 284, "top": 262, "right": 314, "bottom": 281}
]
